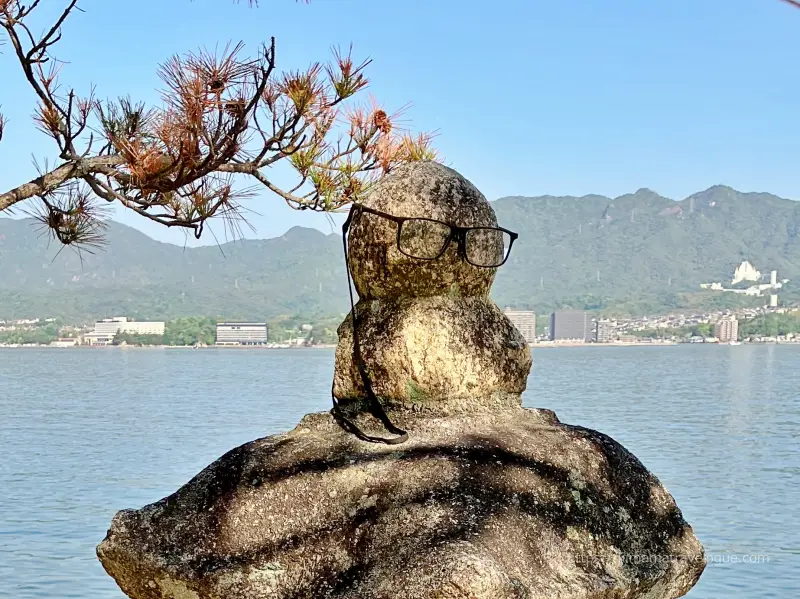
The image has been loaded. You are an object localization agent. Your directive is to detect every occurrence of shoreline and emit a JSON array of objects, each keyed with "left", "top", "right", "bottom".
[
  {"left": 1, "top": 341, "right": 798, "bottom": 350},
  {"left": 0, "top": 344, "right": 338, "bottom": 350},
  {"left": 532, "top": 341, "right": 800, "bottom": 347}
]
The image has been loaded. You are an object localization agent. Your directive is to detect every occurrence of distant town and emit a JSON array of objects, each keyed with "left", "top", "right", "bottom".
[
  {"left": 504, "top": 304, "right": 800, "bottom": 347},
  {"left": 0, "top": 317, "right": 319, "bottom": 349},
  {"left": 1, "top": 258, "right": 798, "bottom": 349},
  {"left": 500, "top": 259, "right": 800, "bottom": 347},
  {"left": 1, "top": 302, "right": 799, "bottom": 349}
]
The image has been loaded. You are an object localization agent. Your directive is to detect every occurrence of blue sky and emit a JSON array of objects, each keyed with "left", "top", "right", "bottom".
[{"left": 2, "top": 0, "right": 799, "bottom": 245}]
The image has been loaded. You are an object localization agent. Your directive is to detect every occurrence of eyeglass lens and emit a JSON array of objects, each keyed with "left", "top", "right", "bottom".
[
  {"left": 465, "top": 228, "right": 511, "bottom": 267},
  {"left": 398, "top": 219, "right": 451, "bottom": 259},
  {"left": 397, "top": 218, "right": 511, "bottom": 267}
]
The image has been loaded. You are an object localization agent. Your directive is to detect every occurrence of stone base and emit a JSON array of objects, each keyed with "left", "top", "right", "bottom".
[{"left": 97, "top": 408, "right": 705, "bottom": 599}]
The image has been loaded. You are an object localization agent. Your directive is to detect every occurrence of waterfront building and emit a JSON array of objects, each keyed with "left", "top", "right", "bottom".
[
  {"left": 50, "top": 338, "right": 78, "bottom": 348},
  {"left": 594, "top": 320, "right": 616, "bottom": 343},
  {"left": 85, "top": 317, "right": 165, "bottom": 345},
  {"left": 549, "top": 310, "right": 592, "bottom": 343},
  {"left": 83, "top": 332, "right": 116, "bottom": 345},
  {"left": 713, "top": 317, "right": 739, "bottom": 343},
  {"left": 215, "top": 322, "right": 269, "bottom": 346},
  {"left": 122, "top": 321, "right": 164, "bottom": 336},
  {"left": 504, "top": 309, "right": 536, "bottom": 344},
  {"left": 92, "top": 317, "right": 129, "bottom": 338}
]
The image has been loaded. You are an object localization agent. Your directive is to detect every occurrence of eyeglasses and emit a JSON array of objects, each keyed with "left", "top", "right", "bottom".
[{"left": 350, "top": 204, "right": 518, "bottom": 268}]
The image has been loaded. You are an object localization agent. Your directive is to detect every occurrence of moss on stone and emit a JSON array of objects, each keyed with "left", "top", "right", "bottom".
[{"left": 406, "top": 379, "right": 429, "bottom": 403}]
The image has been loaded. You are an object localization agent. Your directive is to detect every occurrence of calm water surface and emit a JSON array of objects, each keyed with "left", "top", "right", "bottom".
[{"left": 1, "top": 345, "right": 798, "bottom": 598}]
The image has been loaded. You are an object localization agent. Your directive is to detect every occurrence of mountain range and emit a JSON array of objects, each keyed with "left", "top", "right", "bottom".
[{"left": 1, "top": 185, "right": 798, "bottom": 321}]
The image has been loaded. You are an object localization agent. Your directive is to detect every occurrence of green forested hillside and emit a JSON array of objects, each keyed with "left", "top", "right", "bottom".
[
  {"left": 0, "top": 221, "right": 348, "bottom": 322},
  {"left": 1, "top": 185, "right": 797, "bottom": 320},
  {"left": 491, "top": 185, "right": 800, "bottom": 314}
]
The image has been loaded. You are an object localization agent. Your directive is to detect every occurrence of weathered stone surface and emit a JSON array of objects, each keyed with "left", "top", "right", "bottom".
[
  {"left": 336, "top": 161, "right": 530, "bottom": 412},
  {"left": 348, "top": 161, "right": 499, "bottom": 300},
  {"left": 97, "top": 408, "right": 705, "bottom": 599},
  {"left": 334, "top": 296, "right": 531, "bottom": 412}
]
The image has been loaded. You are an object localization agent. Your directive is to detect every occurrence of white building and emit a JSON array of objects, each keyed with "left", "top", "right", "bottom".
[
  {"left": 595, "top": 320, "right": 617, "bottom": 343},
  {"left": 216, "top": 322, "right": 269, "bottom": 346},
  {"left": 703, "top": 263, "right": 789, "bottom": 300},
  {"left": 732, "top": 261, "right": 761, "bottom": 285},
  {"left": 50, "top": 338, "right": 78, "bottom": 348},
  {"left": 121, "top": 321, "right": 165, "bottom": 336},
  {"left": 504, "top": 309, "right": 536, "bottom": 344},
  {"left": 84, "top": 317, "right": 165, "bottom": 345}
]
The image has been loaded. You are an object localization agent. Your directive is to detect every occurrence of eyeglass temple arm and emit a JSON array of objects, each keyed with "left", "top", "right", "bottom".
[{"left": 330, "top": 205, "right": 409, "bottom": 445}]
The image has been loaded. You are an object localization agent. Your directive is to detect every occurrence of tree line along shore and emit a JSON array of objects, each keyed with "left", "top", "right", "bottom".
[{"left": 2, "top": 310, "right": 799, "bottom": 348}]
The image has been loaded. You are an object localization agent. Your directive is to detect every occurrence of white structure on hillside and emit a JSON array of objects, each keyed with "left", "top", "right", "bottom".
[
  {"left": 702, "top": 262, "right": 789, "bottom": 303},
  {"left": 731, "top": 261, "right": 761, "bottom": 285},
  {"left": 84, "top": 317, "right": 165, "bottom": 345}
]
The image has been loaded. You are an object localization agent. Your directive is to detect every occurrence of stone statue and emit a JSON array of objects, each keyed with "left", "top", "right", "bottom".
[
  {"left": 333, "top": 161, "right": 531, "bottom": 422},
  {"left": 97, "top": 162, "right": 705, "bottom": 599}
]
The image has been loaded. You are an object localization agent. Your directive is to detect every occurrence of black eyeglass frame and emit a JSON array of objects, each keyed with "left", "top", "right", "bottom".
[{"left": 351, "top": 204, "right": 519, "bottom": 268}]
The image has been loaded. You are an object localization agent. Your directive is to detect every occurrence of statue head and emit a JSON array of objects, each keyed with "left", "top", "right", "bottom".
[{"left": 347, "top": 161, "right": 515, "bottom": 300}]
